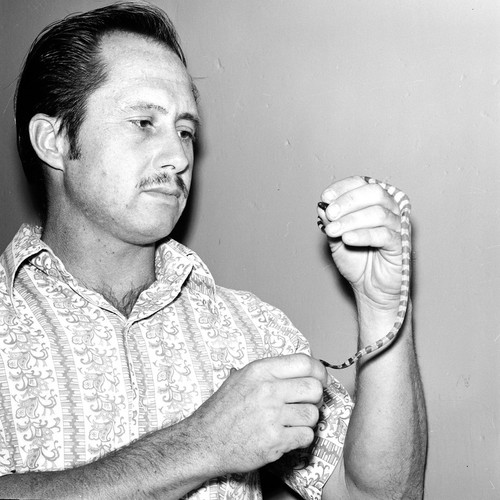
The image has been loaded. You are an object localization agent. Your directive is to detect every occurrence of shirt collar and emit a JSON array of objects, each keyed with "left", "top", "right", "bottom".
[
  {"left": 4, "top": 224, "right": 217, "bottom": 312},
  {"left": 4, "top": 224, "right": 50, "bottom": 296},
  {"left": 154, "top": 238, "right": 216, "bottom": 298}
]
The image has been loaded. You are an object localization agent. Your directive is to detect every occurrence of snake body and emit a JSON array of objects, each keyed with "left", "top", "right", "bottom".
[{"left": 318, "top": 176, "right": 412, "bottom": 370}]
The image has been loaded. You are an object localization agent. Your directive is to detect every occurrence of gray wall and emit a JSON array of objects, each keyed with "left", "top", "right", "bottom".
[{"left": 1, "top": 1, "right": 499, "bottom": 498}]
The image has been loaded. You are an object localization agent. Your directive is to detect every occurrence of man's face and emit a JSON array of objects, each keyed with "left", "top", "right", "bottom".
[{"left": 61, "top": 32, "right": 199, "bottom": 246}]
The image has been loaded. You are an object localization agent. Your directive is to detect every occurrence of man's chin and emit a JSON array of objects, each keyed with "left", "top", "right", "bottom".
[{"left": 114, "top": 220, "right": 174, "bottom": 247}]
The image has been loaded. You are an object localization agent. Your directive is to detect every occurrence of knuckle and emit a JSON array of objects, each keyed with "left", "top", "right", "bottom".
[
  {"left": 301, "top": 377, "right": 323, "bottom": 401},
  {"left": 262, "top": 427, "right": 288, "bottom": 462},
  {"left": 265, "top": 422, "right": 281, "bottom": 444},
  {"left": 243, "top": 359, "right": 259, "bottom": 376},
  {"left": 298, "top": 427, "right": 315, "bottom": 449},
  {"left": 311, "top": 379, "right": 324, "bottom": 402},
  {"left": 385, "top": 226, "right": 398, "bottom": 240},
  {"left": 301, "top": 404, "right": 320, "bottom": 426},
  {"left": 295, "top": 353, "right": 313, "bottom": 372},
  {"left": 258, "top": 439, "right": 279, "bottom": 464},
  {"left": 370, "top": 182, "right": 385, "bottom": 198},
  {"left": 245, "top": 357, "right": 268, "bottom": 378},
  {"left": 344, "top": 191, "right": 356, "bottom": 208},
  {"left": 374, "top": 205, "right": 389, "bottom": 221},
  {"left": 265, "top": 448, "right": 283, "bottom": 464}
]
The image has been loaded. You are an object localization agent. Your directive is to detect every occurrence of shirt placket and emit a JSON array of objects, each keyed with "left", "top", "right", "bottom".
[{"left": 121, "top": 320, "right": 140, "bottom": 443}]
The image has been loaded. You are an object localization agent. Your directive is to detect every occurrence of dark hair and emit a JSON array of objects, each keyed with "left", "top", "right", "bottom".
[{"left": 15, "top": 1, "right": 192, "bottom": 218}]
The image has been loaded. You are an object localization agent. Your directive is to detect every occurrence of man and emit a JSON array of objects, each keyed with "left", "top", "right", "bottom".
[{"left": 0, "top": 3, "right": 427, "bottom": 499}]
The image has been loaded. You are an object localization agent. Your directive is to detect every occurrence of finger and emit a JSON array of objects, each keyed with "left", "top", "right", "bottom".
[
  {"left": 281, "top": 403, "right": 320, "bottom": 428},
  {"left": 340, "top": 227, "right": 402, "bottom": 251},
  {"left": 276, "top": 377, "right": 325, "bottom": 405},
  {"left": 319, "top": 182, "right": 400, "bottom": 223},
  {"left": 253, "top": 354, "right": 328, "bottom": 387},
  {"left": 320, "top": 175, "right": 367, "bottom": 204},
  {"left": 323, "top": 205, "right": 401, "bottom": 239},
  {"left": 281, "top": 426, "right": 315, "bottom": 452}
]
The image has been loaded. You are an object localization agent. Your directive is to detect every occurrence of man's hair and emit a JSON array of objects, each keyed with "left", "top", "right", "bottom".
[{"left": 15, "top": 1, "right": 191, "bottom": 218}]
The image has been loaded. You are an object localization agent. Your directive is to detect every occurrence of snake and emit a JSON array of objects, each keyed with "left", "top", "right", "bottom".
[{"left": 316, "top": 176, "right": 412, "bottom": 370}]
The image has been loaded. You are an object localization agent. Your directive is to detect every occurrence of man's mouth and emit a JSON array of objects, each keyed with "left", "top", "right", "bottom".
[
  {"left": 142, "top": 186, "right": 182, "bottom": 198},
  {"left": 137, "top": 173, "right": 189, "bottom": 199}
]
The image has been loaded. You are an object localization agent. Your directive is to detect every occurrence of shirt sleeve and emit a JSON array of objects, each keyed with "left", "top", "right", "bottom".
[{"left": 258, "top": 299, "right": 354, "bottom": 500}]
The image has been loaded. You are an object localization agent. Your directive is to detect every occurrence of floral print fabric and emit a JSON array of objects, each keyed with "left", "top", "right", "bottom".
[{"left": 0, "top": 224, "right": 353, "bottom": 499}]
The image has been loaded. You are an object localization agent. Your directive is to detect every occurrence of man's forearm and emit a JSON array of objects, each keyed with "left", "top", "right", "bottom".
[
  {"left": 342, "top": 302, "right": 427, "bottom": 499},
  {"left": 0, "top": 415, "right": 216, "bottom": 500}
]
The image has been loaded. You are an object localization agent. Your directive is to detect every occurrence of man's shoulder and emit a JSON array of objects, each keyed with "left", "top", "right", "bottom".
[
  {"left": 213, "top": 285, "right": 297, "bottom": 329},
  {"left": 214, "top": 284, "right": 263, "bottom": 307}
]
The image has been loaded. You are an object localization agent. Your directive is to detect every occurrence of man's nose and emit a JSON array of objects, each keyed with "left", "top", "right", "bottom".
[{"left": 157, "top": 130, "right": 190, "bottom": 173}]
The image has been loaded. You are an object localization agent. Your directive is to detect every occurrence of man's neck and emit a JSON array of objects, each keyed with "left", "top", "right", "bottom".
[
  {"left": 42, "top": 219, "right": 157, "bottom": 317},
  {"left": 91, "top": 280, "right": 153, "bottom": 318}
]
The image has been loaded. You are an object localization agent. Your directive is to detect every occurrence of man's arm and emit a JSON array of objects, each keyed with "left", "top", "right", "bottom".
[
  {"left": 324, "top": 304, "right": 427, "bottom": 499},
  {"left": 0, "top": 354, "right": 328, "bottom": 499},
  {"left": 318, "top": 176, "right": 427, "bottom": 499},
  {"left": 0, "top": 414, "right": 216, "bottom": 500}
]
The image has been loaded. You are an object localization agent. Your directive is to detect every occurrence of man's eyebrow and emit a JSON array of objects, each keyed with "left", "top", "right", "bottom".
[
  {"left": 126, "top": 102, "right": 168, "bottom": 114},
  {"left": 178, "top": 112, "right": 201, "bottom": 130}
]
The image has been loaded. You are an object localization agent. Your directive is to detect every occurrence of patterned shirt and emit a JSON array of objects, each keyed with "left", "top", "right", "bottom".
[{"left": 0, "top": 224, "right": 353, "bottom": 499}]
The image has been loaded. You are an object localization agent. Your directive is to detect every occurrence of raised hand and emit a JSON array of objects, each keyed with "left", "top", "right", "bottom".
[{"left": 317, "top": 176, "right": 405, "bottom": 312}]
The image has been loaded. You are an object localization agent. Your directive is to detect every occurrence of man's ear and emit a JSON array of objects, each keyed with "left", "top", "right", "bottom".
[{"left": 29, "top": 114, "right": 67, "bottom": 172}]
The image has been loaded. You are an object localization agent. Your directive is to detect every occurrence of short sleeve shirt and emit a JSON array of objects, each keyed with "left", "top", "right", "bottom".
[{"left": 0, "top": 225, "right": 353, "bottom": 499}]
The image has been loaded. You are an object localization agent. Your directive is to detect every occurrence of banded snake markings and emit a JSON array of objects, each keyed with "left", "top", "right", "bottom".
[{"left": 317, "top": 176, "right": 411, "bottom": 370}]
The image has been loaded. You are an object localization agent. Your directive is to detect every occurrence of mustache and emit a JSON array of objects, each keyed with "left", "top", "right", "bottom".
[{"left": 137, "top": 172, "right": 189, "bottom": 198}]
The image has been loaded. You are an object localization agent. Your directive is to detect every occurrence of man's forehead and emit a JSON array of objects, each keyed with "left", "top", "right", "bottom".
[
  {"left": 95, "top": 32, "right": 198, "bottom": 108},
  {"left": 99, "top": 31, "right": 188, "bottom": 79}
]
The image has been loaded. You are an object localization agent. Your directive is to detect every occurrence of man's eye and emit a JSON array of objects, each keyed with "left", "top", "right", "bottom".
[
  {"left": 178, "top": 129, "right": 195, "bottom": 142},
  {"left": 131, "top": 119, "right": 153, "bottom": 129}
]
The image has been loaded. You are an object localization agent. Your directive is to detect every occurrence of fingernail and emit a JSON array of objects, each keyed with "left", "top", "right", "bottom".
[{"left": 317, "top": 201, "right": 328, "bottom": 211}]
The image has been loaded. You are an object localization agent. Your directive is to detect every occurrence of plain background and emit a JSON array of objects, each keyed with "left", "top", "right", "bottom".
[{"left": 1, "top": 1, "right": 499, "bottom": 498}]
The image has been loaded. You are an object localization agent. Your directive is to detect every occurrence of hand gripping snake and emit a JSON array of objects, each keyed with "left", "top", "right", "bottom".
[{"left": 317, "top": 176, "right": 412, "bottom": 370}]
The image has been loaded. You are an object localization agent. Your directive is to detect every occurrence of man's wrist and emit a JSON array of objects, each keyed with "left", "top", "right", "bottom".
[{"left": 355, "top": 296, "right": 412, "bottom": 344}]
